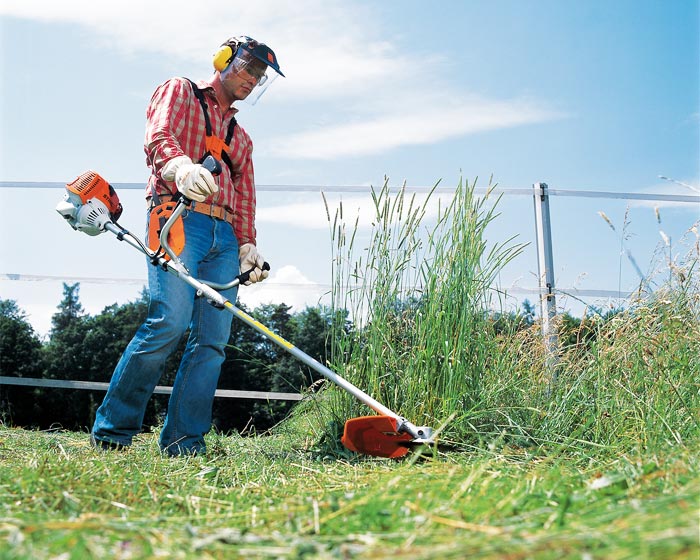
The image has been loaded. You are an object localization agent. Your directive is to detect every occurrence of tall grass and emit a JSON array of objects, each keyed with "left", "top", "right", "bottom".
[
  {"left": 319, "top": 177, "right": 527, "bottom": 446},
  {"left": 313, "top": 177, "right": 700, "bottom": 457},
  {"left": 543, "top": 223, "right": 700, "bottom": 451}
]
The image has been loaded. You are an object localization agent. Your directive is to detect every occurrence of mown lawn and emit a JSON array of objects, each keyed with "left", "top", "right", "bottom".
[{"left": 0, "top": 425, "right": 697, "bottom": 559}]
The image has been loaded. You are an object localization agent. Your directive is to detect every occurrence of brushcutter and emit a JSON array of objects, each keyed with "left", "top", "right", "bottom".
[{"left": 56, "top": 163, "right": 436, "bottom": 458}]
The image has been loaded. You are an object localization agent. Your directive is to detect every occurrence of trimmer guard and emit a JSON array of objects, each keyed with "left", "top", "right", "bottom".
[{"left": 341, "top": 415, "right": 414, "bottom": 458}]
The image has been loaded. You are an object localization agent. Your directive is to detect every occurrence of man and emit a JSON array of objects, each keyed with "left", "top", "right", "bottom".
[{"left": 91, "top": 36, "right": 284, "bottom": 456}]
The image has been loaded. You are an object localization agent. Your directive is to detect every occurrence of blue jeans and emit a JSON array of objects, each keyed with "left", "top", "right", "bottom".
[{"left": 92, "top": 210, "right": 239, "bottom": 455}]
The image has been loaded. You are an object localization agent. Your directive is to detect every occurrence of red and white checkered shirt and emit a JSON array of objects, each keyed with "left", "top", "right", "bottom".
[{"left": 144, "top": 77, "right": 257, "bottom": 245}]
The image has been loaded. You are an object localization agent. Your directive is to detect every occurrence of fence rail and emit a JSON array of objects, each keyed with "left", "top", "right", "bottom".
[
  {"left": 0, "top": 376, "right": 303, "bottom": 401},
  {"left": 0, "top": 272, "right": 637, "bottom": 299},
  {"left": 2, "top": 180, "right": 699, "bottom": 203}
]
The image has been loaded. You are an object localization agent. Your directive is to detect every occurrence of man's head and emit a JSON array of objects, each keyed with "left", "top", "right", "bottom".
[{"left": 213, "top": 36, "right": 284, "bottom": 104}]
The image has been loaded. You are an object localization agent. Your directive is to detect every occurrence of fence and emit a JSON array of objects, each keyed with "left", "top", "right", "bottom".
[
  {"left": 1, "top": 180, "right": 698, "bottom": 398},
  {"left": 0, "top": 375, "right": 302, "bottom": 401}
]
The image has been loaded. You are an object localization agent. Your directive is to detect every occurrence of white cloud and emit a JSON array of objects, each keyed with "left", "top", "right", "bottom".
[
  {"left": 257, "top": 198, "right": 332, "bottom": 230},
  {"left": 631, "top": 177, "right": 700, "bottom": 210},
  {"left": 271, "top": 96, "right": 563, "bottom": 159},
  {"left": 257, "top": 194, "right": 380, "bottom": 230},
  {"left": 1, "top": 1, "right": 565, "bottom": 159},
  {"left": 0, "top": 0, "right": 398, "bottom": 97},
  {"left": 237, "top": 264, "right": 330, "bottom": 311},
  {"left": 256, "top": 190, "right": 453, "bottom": 230}
]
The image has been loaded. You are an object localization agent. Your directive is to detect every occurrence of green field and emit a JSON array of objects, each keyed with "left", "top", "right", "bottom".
[
  {"left": 2, "top": 180, "right": 698, "bottom": 559},
  {"left": 1, "top": 426, "right": 698, "bottom": 559}
]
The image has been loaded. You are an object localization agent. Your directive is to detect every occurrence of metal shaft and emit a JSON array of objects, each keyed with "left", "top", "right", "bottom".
[{"left": 105, "top": 210, "right": 425, "bottom": 440}]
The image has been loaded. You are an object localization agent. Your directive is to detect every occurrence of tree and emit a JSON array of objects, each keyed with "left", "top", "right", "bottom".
[
  {"left": 521, "top": 299, "right": 536, "bottom": 326},
  {"left": 81, "top": 291, "right": 148, "bottom": 381},
  {"left": 214, "top": 301, "right": 281, "bottom": 432},
  {"left": 50, "top": 283, "right": 84, "bottom": 333},
  {"left": 0, "top": 300, "right": 44, "bottom": 424},
  {"left": 213, "top": 303, "right": 339, "bottom": 434},
  {"left": 2, "top": 285, "right": 350, "bottom": 436},
  {"left": 37, "top": 284, "right": 149, "bottom": 431},
  {"left": 0, "top": 300, "right": 43, "bottom": 377},
  {"left": 43, "top": 283, "right": 90, "bottom": 381}
]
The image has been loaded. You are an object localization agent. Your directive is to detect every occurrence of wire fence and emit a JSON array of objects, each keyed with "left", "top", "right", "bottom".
[
  {"left": 1, "top": 181, "right": 698, "bottom": 397},
  {"left": 3, "top": 180, "right": 697, "bottom": 302},
  {"left": 3, "top": 180, "right": 699, "bottom": 202}
]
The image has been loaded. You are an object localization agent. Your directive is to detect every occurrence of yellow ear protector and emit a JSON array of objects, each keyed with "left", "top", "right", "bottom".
[{"left": 213, "top": 44, "right": 235, "bottom": 72}]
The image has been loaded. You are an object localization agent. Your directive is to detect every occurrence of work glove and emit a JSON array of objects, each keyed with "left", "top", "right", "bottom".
[
  {"left": 161, "top": 155, "right": 218, "bottom": 203},
  {"left": 239, "top": 243, "right": 269, "bottom": 285}
]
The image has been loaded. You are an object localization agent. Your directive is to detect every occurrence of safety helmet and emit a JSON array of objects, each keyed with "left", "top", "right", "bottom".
[{"left": 213, "top": 36, "right": 284, "bottom": 103}]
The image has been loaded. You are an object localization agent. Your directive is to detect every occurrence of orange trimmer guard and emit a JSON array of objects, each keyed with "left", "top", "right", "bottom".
[{"left": 341, "top": 415, "right": 414, "bottom": 458}]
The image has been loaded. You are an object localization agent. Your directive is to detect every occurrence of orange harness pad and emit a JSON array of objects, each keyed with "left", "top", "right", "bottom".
[
  {"left": 205, "top": 135, "right": 229, "bottom": 161},
  {"left": 148, "top": 201, "right": 185, "bottom": 258}
]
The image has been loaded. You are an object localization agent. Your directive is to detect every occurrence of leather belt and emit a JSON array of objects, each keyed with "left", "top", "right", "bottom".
[{"left": 148, "top": 194, "right": 235, "bottom": 226}]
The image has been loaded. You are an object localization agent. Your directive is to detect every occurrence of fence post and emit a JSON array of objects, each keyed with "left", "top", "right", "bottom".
[{"left": 532, "top": 182, "right": 559, "bottom": 380}]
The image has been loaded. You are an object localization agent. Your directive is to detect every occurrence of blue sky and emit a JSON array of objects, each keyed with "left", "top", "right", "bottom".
[{"left": 1, "top": 0, "right": 698, "bottom": 337}]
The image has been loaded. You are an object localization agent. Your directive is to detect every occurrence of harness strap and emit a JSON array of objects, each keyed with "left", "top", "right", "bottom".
[{"left": 185, "top": 78, "right": 237, "bottom": 175}]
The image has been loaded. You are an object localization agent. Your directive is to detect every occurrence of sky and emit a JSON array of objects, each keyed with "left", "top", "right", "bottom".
[{"left": 1, "top": 0, "right": 699, "bottom": 338}]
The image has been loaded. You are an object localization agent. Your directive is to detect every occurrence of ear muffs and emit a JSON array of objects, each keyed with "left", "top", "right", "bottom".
[{"left": 213, "top": 45, "right": 234, "bottom": 72}]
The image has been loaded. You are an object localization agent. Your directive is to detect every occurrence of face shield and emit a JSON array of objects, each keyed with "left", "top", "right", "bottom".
[{"left": 222, "top": 46, "right": 282, "bottom": 105}]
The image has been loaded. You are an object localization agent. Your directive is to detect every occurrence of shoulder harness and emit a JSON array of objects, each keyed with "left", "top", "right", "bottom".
[{"left": 185, "top": 78, "right": 237, "bottom": 176}]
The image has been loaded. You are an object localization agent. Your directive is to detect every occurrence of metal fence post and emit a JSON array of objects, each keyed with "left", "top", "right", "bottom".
[{"left": 533, "top": 182, "right": 559, "bottom": 380}]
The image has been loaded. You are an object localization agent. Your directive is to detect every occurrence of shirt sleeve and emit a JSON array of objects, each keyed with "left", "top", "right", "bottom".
[
  {"left": 231, "top": 135, "right": 257, "bottom": 246},
  {"left": 144, "top": 78, "right": 194, "bottom": 189}
]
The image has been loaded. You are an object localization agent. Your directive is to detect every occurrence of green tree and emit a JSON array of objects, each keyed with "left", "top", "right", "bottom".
[
  {"left": 37, "top": 284, "right": 150, "bottom": 431},
  {"left": 214, "top": 301, "right": 278, "bottom": 432},
  {"left": 49, "top": 282, "right": 84, "bottom": 333},
  {"left": 82, "top": 291, "right": 148, "bottom": 381},
  {"left": 0, "top": 300, "right": 44, "bottom": 424},
  {"left": 0, "top": 300, "right": 43, "bottom": 377},
  {"left": 214, "top": 303, "right": 340, "bottom": 434},
  {"left": 3, "top": 285, "right": 350, "bottom": 436},
  {"left": 43, "top": 283, "right": 90, "bottom": 381}
]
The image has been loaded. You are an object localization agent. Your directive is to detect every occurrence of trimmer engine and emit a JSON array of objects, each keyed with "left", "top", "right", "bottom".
[{"left": 56, "top": 171, "right": 123, "bottom": 236}]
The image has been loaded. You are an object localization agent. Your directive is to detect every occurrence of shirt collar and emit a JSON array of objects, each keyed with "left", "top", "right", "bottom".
[{"left": 198, "top": 78, "right": 239, "bottom": 115}]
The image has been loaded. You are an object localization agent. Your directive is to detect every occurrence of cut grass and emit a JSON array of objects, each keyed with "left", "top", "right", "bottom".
[
  {"left": 1, "top": 426, "right": 698, "bottom": 559},
  {"left": 3, "top": 177, "right": 697, "bottom": 559}
]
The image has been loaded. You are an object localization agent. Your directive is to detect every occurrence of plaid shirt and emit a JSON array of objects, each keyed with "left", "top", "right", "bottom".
[{"left": 144, "top": 77, "right": 257, "bottom": 245}]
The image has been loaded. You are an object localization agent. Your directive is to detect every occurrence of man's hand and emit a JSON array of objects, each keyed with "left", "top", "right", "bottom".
[
  {"left": 162, "top": 155, "right": 218, "bottom": 202},
  {"left": 239, "top": 243, "right": 269, "bottom": 285}
]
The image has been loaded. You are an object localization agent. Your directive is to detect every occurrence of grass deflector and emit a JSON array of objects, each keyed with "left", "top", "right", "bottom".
[{"left": 56, "top": 168, "right": 435, "bottom": 458}]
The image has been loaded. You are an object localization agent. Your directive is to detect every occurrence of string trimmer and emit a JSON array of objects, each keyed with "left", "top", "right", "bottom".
[{"left": 56, "top": 164, "right": 435, "bottom": 458}]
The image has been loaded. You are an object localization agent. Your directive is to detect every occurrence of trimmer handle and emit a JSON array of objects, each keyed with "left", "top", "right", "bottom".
[
  {"left": 236, "top": 262, "right": 271, "bottom": 286},
  {"left": 201, "top": 154, "right": 222, "bottom": 176},
  {"left": 175, "top": 154, "right": 222, "bottom": 208},
  {"left": 174, "top": 154, "right": 221, "bottom": 208}
]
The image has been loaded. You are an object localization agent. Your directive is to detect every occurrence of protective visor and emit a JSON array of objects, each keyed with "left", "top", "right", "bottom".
[{"left": 223, "top": 48, "right": 281, "bottom": 104}]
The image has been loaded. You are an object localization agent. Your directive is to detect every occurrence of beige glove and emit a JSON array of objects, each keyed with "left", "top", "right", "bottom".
[
  {"left": 239, "top": 243, "right": 269, "bottom": 285},
  {"left": 161, "top": 155, "right": 218, "bottom": 202}
]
